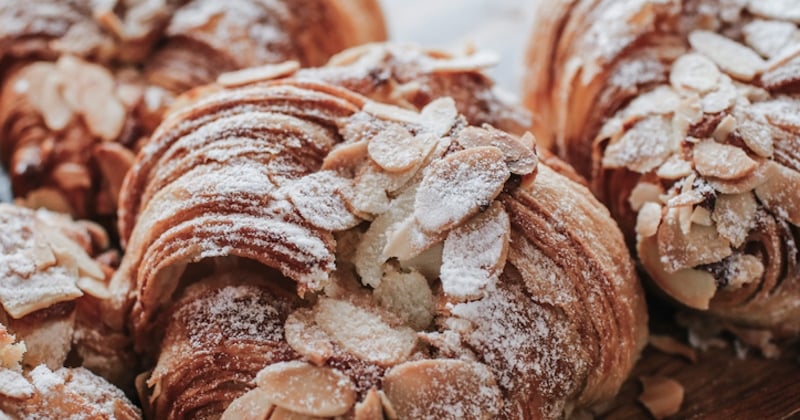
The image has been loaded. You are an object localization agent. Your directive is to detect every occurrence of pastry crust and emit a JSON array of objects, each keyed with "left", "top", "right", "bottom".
[{"left": 524, "top": 0, "right": 800, "bottom": 334}]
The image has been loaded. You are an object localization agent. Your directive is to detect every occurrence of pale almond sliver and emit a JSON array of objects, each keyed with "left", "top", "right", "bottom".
[
  {"left": 693, "top": 140, "right": 757, "bottom": 180},
  {"left": 255, "top": 361, "right": 356, "bottom": 417},
  {"left": 688, "top": 30, "right": 766, "bottom": 81}
]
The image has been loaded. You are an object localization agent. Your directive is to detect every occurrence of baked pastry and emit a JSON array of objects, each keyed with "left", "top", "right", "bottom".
[
  {"left": 524, "top": 0, "right": 800, "bottom": 333},
  {"left": 111, "top": 63, "right": 646, "bottom": 418},
  {"left": 0, "top": 0, "right": 386, "bottom": 220}
]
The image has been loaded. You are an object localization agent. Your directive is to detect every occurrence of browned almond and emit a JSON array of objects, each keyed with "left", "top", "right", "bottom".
[
  {"left": 255, "top": 361, "right": 356, "bottom": 417},
  {"left": 670, "top": 53, "right": 720, "bottom": 93},
  {"left": 217, "top": 61, "right": 300, "bottom": 87},
  {"left": 724, "top": 254, "right": 765, "bottom": 289},
  {"left": 40, "top": 72, "right": 74, "bottom": 131},
  {"left": 713, "top": 192, "right": 758, "bottom": 247},
  {"left": 40, "top": 224, "right": 105, "bottom": 281},
  {"left": 693, "top": 140, "right": 757, "bottom": 180},
  {"left": 322, "top": 141, "right": 369, "bottom": 171},
  {"left": 221, "top": 388, "right": 275, "bottom": 420},
  {"left": 688, "top": 30, "right": 765, "bottom": 81},
  {"left": 602, "top": 116, "right": 676, "bottom": 173},
  {"left": 455, "top": 125, "right": 537, "bottom": 175},
  {"left": 17, "top": 188, "right": 73, "bottom": 215},
  {"left": 638, "top": 376, "right": 684, "bottom": 420},
  {"left": 754, "top": 161, "right": 800, "bottom": 225},
  {"left": 440, "top": 202, "right": 510, "bottom": 300},
  {"left": 414, "top": 146, "right": 509, "bottom": 234},
  {"left": 382, "top": 359, "right": 502, "bottom": 419},
  {"left": 712, "top": 115, "right": 737, "bottom": 142},
  {"left": 636, "top": 202, "right": 662, "bottom": 239},
  {"left": 363, "top": 101, "right": 421, "bottom": 125},
  {"left": 283, "top": 309, "right": 334, "bottom": 366},
  {"left": 735, "top": 109, "right": 774, "bottom": 158},
  {"left": 355, "top": 388, "right": 384, "bottom": 420},
  {"left": 706, "top": 159, "right": 771, "bottom": 194},
  {"left": 656, "top": 156, "right": 693, "bottom": 180},
  {"left": 649, "top": 335, "right": 697, "bottom": 363},
  {"left": 367, "top": 124, "right": 424, "bottom": 173}
]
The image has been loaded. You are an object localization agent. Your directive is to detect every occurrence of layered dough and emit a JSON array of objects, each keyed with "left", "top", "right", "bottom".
[
  {"left": 525, "top": 0, "right": 800, "bottom": 334},
  {"left": 112, "top": 64, "right": 646, "bottom": 418},
  {"left": 0, "top": 0, "right": 386, "bottom": 219}
]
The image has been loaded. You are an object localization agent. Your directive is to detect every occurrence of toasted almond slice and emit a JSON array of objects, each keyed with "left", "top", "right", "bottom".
[
  {"left": 747, "top": 0, "right": 800, "bottom": 23},
  {"left": 255, "top": 361, "right": 355, "bottom": 417},
  {"left": 344, "top": 168, "right": 391, "bottom": 216},
  {"left": 286, "top": 171, "right": 361, "bottom": 232},
  {"left": 424, "top": 51, "right": 500, "bottom": 73},
  {"left": 455, "top": 126, "right": 537, "bottom": 175},
  {"left": 690, "top": 206, "right": 712, "bottom": 226},
  {"left": 603, "top": 116, "right": 676, "bottom": 173},
  {"left": 639, "top": 235, "right": 717, "bottom": 310},
  {"left": 754, "top": 161, "right": 800, "bottom": 225},
  {"left": 40, "top": 72, "right": 74, "bottom": 131},
  {"left": 363, "top": 101, "right": 421, "bottom": 125},
  {"left": 322, "top": 141, "right": 369, "bottom": 171},
  {"left": 724, "top": 254, "right": 765, "bottom": 289},
  {"left": 706, "top": 159, "right": 770, "bottom": 193},
  {"left": 736, "top": 110, "right": 776, "bottom": 157},
  {"left": 649, "top": 335, "right": 697, "bottom": 362},
  {"left": 284, "top": 309, "right": 334, "bottom": 366},
  {"left": 440, "top": 202, "right": 509, "bottom": 300},
  {"left": 217, "top": 61, "right": 300, "bottom": 87},
  {"left": 624, "top": 86, "right": 681, "bottom": 119},
  {"left": 636, "top": 202, "right": 662, "bottom": 239},
  {"left": 656, "top": 156, "right": 693, "bottom": 180},
  {"left": 629, "top": 183, "right": 664, "bottom": 211},
  {"left": 221, "top": 388, "right": 275, "bottom": 420},
  {"left": 713, "top": 192, "right": 757, "bottom": 247},
  {"left": 688, "top": 30, "right": 766, "bottom": 81},
  {"left": 701, "top": 77, "right": 737, "bottom": 113},
  {"left": 743, "top": 19, "right": 798, "bottom": 58},
  {"left": 355, "top": 388, "right": 384, "bottom": 420},
  {"left": 375, "top": 267, "right": 434, "bottom": 330},
  {"left": 314, "top": 298, "right": 417, "bottom": 366},
  {"left": 94, "top": 142, "right": 136, "bottom": 205},
  {"left": 383, "top": 359, "right": 502, "bottom": 419},
  {"left": 420, "top": 97, "right": 458, "bottom": 137},
  {"left": 657, "top": 207, "right": 732, "bottom": 273},
  {"left": 670, "top": 53, "right": 720, "bottom": 93},
  {"left": 414, "top": 146, "right": 509, "bottom": 234},
  {"left": 18, "top": 188, "right": 73, "bottom": 215},
  {"left": 0, "top": 369, "right": 34, "bottom": 399},
  {"left": 712, "top": 115, "right": 737, "bottom": 142},
  {"left": 383, "top": 216, "right": 446, "bottom": 262},
  {"left": 638, "top": 376, "right": 684, "bottom": 420},
  {"left": 40, "top": 226, "right": 105, "bottom": 281},
  {"left": 83, "top": 95, "right": 127, "bottom": 141},
  {"left": 761, "top": 98, "right": 800, "bottom": 133},
  {"left": 76, "top": 276, "right": 111, "bottom": 299},
  {"left": 693, "top": 140, "right": 757, "bottom": 180},
  {"left": 367, "top": 124, "right": 423, "bottom": 173}
]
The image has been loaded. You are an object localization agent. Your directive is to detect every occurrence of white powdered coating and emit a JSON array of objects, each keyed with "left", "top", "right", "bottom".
[
  {"left": 0, "top": 369, "right": 34, "bottom": 399},
  {"left": 58, "top": 367, "right": 135, "bottom": 418},
  {"left": 285, "top": 171, "right": 361, "bottom": 231},
  {"left": 29, "top": 365, "right": 64, "bottom": 393},
  {"left": 440, "top": 203, "right": 509, "bottom": 299}
]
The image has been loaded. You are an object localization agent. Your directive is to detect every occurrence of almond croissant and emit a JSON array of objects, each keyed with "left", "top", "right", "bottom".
[
  {"left": 111, "top": 61, "right": 646, "bottom": 418},
  {"left": 524, "top": 0, "right": 800, "bottom": 334},
  {"left": 0, "top": 0, "right": 386, "bottom": 220}
]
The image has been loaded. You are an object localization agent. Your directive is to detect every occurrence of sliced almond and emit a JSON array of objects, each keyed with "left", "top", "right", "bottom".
[
  {"left": 322, "top": 141, "right": 369, "bottom": 171},
  {"left": 670, "top": 53, "right": 720, "bottom": 93},
  {"left": 221, "top": 388, "right": 275, "bottom": 420},
  {"left": 649, "top": 335, "right": 697, "bottom": 363},
  {"left": 706, "top": 159, "right": 771, "bottom": 194},
  {"left": 701, "top": 77, "right": 738, "bottom": 113},
  {"left": 688, "top": 30, "right": 766, "bottom": 81},
  {"left": 382, "top": 216, "right": 446, "bottom": 262},
  {"left": 713, "top": 192, "right": 757, "bottom": 247},
  {"left": 690, "top": 206, "right": 712, "bottom": 226},
  {"left": 40, "top": 71, "right": 74, "bottom": 131},
  {"left": 656, "top": 156, "right": 693, "bottom": 180},
  {"left": 344, "top": 167, "right": 391, "bottom": 216},
  {"left": 639, "top": 235, "right": 717, "bottom": 310},
  {"left": 638, "top": 376, "right": 684, "bottom": 420},
  {"left": 363, "top": 101, "right": 421, "bottom": 126},
  {"left": 440, "top": 202, "right": 509, "bottom": 300},
  {"left": 735, "top": 109, "right": 774, "bottom": 158},
  {"left": 455, "top": 126, "right": 537, "bottom": 175},
  {"left": 624, "top": 86, "right": 681, "bottom": 119},
  {"left": 18, "top": 188, "right": 73, "bottom": 215},
  {"left": 629, "top": 183, "right": 664, "bottom": 211},
  {"left": 414, "top": 146, "right": 509, "bottom": 234},
  {"left": 420, "top": 97, "right": 458, "bottom": 137},
  {"left": 217, "top": 61, "right": 300, "bottom": 87},
  {"left": 0, "top": 369, "right": 34, "bottom": 399},
  {"left": 375, "top": 267, "right": 434, "bottom": 330},
  {"left": 712, "top": 115, "right": 737, "bottom": 142},
  {"left": 40, "top": 226, "right": 105, "bottom": 281},
  {"left": 724, "top": 254, "right": 765, "bottom": 289},
  {"left": 314, "top": 298, "right": 417, "bottom": 366},
  {"left": 424, "top": 51, "right": 500, "bottom": 73},
  {"left": 602, "top": 116, "right": 676, "bottom": 173},
  {"left": 754, "top": 161, "right": 800, "bottom": 225},
  {"left": 382, "top": 359, "right": 502, "bottom": 419},
  {"left": 354, "top": 388, "right": 384, "bottom": 420},
  {"left": 283, "top": 309, "right": 334, "bottom": 366},
  {"left": 743, "top": 19, "right": 798, "bottom": 58},
  {"left": 255, "top": 361, "right": 355, "bottom": 417},
  {"left": 83, "top": 95, "right": 127, "bottom": 141},
  {"left": 693, "top": 140, "right": 757, "bottom": 180},
  {"left": 747, "top": 0, "right": 800, "bottom": 23},
  {"left": 286, "top": 171, "right": 361, "bottom": 232},
  {"left": 657, "top": 207, "right": 732, "bottom": 273},
  {"left": 367, "top": 124, "right": 424, "bottom": 173},
  {"left": 76, "top": 276, "right": 111, "bottom": 299},
  {"left": 636, "top": 202, "right": 662, "bottom": 239}
]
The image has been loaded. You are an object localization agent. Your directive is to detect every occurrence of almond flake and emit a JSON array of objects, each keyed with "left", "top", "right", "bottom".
[
  {"left": 649, "top": 335, "right": 697, "bottom": 363},
  {"left": 217, "top": 61, "right": 300, "bottom": 87},
  {"left": 284, "top": 309, "right": 334, "bottom": 366},
  {"left": 724, "top": 254, "right": 765, "bottom": 289},
  {"left": 624, "top": 86, "right": 681, "bottom": 119},
  {"left": 713, "top": 192, "right": 757, "bottom": 247},
  {"left": 688, "top": 30, "right": 766, "bottom": 81},
  {"left": 636, "top": 202, "right": 662, "bottom": 238},
  {"left": 255, "top": 361, "right": 355, "bottom": 417},
  {"left": 344, "top": 168, "right": 391, "bottom": 216},
  {"left": 743, "top": 19, "right": 798, "bottom": 58},
  {"left": 706, "top": 159, "right": 770, "bottom": 193},
  {"left": 322, "top": 141, "right": 369, "bottom": 171},
  {"left": 440, "top": 202, "right": 509, "bottom": 300},
  {"left": 287, "top": 171, "right": 361, "bottom": 231},
  {"left": 424, "top": 51, "right": 500, "bottom": 73},
  {"left": 382, "top": 216, "right": 445, "bottom": 262},
  {"left": 221, "top": 388, "right": 275, "bottom": 420},
  {"left": 414, "top": 146, "right": 509, "bottom": 234},
  {"left": 747, "top": 0, "right": 800, "bottom": 23},
  {"left": 367, "top": 124, "right": 423, "bottom": 173},
  {"left": 375, "top": 267, "right": 434, "bottom": 330},
  {"left": 656, "top": 156, "right": 693, "bottom": 180},
  {"left": 314, "top": 298, "right": 417, "bottom": 366},
  {"left": 670, "top": 53, "right": 720, "bottom": 93},
  {"left": 712, "top": 115, "right": 737, "bottom": 142},
  {"left": 701, "top": 77, "right": 738, "bottom": 113},
  {"left": 603, "top": 116, "right": 676, "bottom": 173},
  {"left": 629, "top": 183, "right": 665, "bottom": 211},
  {"left": 754, "top": 161, "right": 800, "bottom": 225},
  {"left": 690, "top": 206, "right": 712, "bottom": 226},
  {"left": 40, "top": 72, "right": 74, "bottom": 131},
  {"left": 363, "top": 101, "right": 421, "bottom": 126},
  {"left": 638, "top": 376, "right": 684, "bottom": 419},
  {"left": 40, "top": 224, "right": 105, "bottom": 281},
  {"left": 657, "top": 207, "right": 732, "bottom": 273},
  {"left": 455, "top": 126, "right": 537, "bottom": 175},
  {"left": 638, "top": 236, "right": 718, "bottom": 310},
  {"left": 354, "top": 388, "right": 384, "bottom": 420},
  {"left": 420, "top": 97, "right": 458, "bottom": 137},
  {"left": 693, "top": 140, "right": 757, "bottom": 180}
]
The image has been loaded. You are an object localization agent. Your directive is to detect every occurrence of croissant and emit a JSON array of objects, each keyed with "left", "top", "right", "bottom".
[
  {"left": 0, "top": 204, "right": 139, "bottom": 418},
  {"left": 0, "top": 0, "right": 386, "bottom": 220},
  {"left": 109, "top": 53, "right": 646, "bottom": 418},
  {"left": 524, "top": 0, "right": 800, "bottom": 334}
]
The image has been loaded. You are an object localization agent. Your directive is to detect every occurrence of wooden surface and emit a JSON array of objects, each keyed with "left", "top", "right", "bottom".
[{"left": 603, "top": 299, "right": 800, "bottom": 420}]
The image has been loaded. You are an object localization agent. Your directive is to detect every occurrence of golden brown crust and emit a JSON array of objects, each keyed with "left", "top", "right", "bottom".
[{"left": 524, "top": 0, "right": 800, "bottom": 334}]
